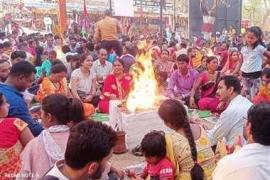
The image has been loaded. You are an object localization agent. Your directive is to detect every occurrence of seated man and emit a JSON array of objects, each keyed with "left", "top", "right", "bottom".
[
  {"left": 10, "top": 50, "right": 27, "bottom": 65},
  {"left": 167, "top": 54, "right": 199, "bottom": 104},
  {"left": 207, "top": 76, "right": 253, "bottom": 146},
  {"left": 92, "top": 48, "right": 113, "bottom": 83},
  {"left": 0, "top": 61, "right": 43, "bottom": 136},
  {"left": 213, "top": 103, "right": 270, "bottom": 180},
  {"left": 92, "top": 48, "right": 113, "bottom": 94},
  {"left": 0, "top": 59, "right": 11, "bottom": 83},
  {"left": 44, "top": 121, "right": 118, "bottom": 179}
]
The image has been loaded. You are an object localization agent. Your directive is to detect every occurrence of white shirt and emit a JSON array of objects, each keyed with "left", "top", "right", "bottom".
[
  {"left": 175, "top": 48, "right": 187, "bottom": 58},
  {"left": 213, "top": 143, "right": 270, "bottom": 180},
  {"left": 44, "top": 17, "right": 52, "bottom": 25},
  {"left": 241, "top": 45, "right": 266, "bottom": 73},
  {"left": 92, "top": 60, "right": 113, "bottom": 80},
  {"left": 207, "top": 95, "right": 253, "bottom": 146},
  {"left": 71, "top": 68, "right": 96, "bottom": 94},
  {"left": 46, "top": 160, "right": 69, "bottom": 180}
]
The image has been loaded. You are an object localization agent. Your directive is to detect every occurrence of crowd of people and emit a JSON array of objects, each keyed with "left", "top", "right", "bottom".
[{"left": 0, "top": 9, "right": 270, "bottom": 180}]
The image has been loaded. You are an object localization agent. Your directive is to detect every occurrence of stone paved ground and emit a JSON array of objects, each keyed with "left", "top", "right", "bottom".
[
  {"left": 109, "top": 110, "right": 170, "bottom": 169},
  {"left": 111, "top": 152, "right": 144, "bottom": 169},
  {"left": 109, "top": 109, "right": 217, "bottom": 170}
]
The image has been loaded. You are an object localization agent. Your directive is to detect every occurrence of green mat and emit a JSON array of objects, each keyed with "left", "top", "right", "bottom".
[
  {"left": 90, "top": 111, "right": 211, "bottom": 122},
  {"left": 188, "top": 110, "right": 212, "bottom": 118},
  {"left": 90, "top": 113, "right": 109, "bottom": 122}
]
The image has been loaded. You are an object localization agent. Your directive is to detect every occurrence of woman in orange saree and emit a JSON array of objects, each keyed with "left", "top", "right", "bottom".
[
  {"left": 35, "top": 63, "right": 68, "bottom": 102},
  {"left": 99, "top": 59, "right": 132, "bottom": 113}
]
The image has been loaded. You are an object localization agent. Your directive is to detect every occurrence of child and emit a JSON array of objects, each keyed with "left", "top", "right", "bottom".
[
  {"left": 253, "top": 68, "right": 270, "bottom": 104},
  {"left": 129, "top": 131, "right": 175, "bottom": 180},
  {"left": 240, "top": 26, "right": 270, "bottom": 100}
]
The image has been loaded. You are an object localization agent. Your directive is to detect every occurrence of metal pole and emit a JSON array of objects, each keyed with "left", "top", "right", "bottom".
[
  {"left": 140, "top": 0, "right": 143, "bottom": 26},
  {"left": 188, "top": 0, "right": 190, "bottom": 39},
  {"left": 240, "top": 0, "right": 242, "bottom": 33},
  {"left": 160, "top": 0, "right": 163, "bottom": 38},
  {"left": 174, "top": 0, "right": 176, "bottom": 32},
  {"left": 225, "top": 4, "right": 227, "bottom": 29},
  {"left": 109, "top": 0, "right": 112, "bottom": 12}
]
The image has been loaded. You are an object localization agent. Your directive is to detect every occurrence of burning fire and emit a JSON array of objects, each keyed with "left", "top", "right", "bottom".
[{"left": 126, "top": 42, "right": 159, "bottom": 112}]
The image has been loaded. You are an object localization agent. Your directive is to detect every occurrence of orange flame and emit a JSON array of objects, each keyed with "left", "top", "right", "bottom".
[{"left": 126, "top": 41, "right": 159, "bottom": 112}]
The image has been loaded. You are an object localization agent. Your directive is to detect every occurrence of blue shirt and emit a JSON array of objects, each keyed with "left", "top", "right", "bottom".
[{"left": 0, "top": 84, "right": 43, "bottom": 136}]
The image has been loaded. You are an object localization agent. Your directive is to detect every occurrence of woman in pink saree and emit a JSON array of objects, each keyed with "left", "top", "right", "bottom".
[
  {"left": 221, "top": 49, "right": 242, "bottom": 76},
  {"left": 190, "top": 56, "right": 222, "bottom": 112},
  {"left": 99, "top": 59, "right": 132, "bottom": 113}
]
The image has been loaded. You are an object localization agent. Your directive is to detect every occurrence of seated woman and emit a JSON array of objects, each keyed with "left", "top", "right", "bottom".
[
  {"left": 120, "top": 42, "right": 136, "bottom": 73},
  {"left": 196, "top": 55, "right": 208, "bottom": 73},
  {"left": 158, "top": 99, "right": 216, "bottom": 180},
  {"left": 66, "top": 54, "right": 80, "bottom": 80},
  {"left": 19, "top": 94, "right": 85, "bottom": 179},
  {"left": 190, "top": 56, "right": 222, "bottom": 112},
  {"left": 35, "top": 63, "right": 68, "bottom": 102},
  {"left": 35, "top": 50, "right": 58, "bottom": 79},
  {"left": 253, "top": 68, "right": 270, "bottom": 104},
  {"left": 0, "top": 93, "right": 34, "bottom": 178},
  {"left": 221, "top": 49, "right": 242, "bottom": 76},
  {"left": 154, "top": 49, "right": 174, "bottom": 77},
  {"left": 154, "top": 49, "right": 174, "bottom": 94},
  {"left": 70, "top": 54, "right": 99, "bottom": 107},
  {"left": 99, "top": 59, "right": 132, "bottom": 113}
]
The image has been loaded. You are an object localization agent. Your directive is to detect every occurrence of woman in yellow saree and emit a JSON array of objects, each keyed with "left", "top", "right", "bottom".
[{"left": 158, "top": 99, "right": 216, "bottom": 180}]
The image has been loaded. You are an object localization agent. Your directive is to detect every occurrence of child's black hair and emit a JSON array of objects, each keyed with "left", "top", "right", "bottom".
[
  {"left": 141, "top": 131, "right": 166, "bottom": 158},
  {"left": 247, "top": 26, "right": 264, "bottom": 49}
]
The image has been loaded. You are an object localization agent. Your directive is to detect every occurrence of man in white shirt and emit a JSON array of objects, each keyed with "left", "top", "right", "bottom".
[
  {"left": 92, "top": 48, "right": 113, "bottom": 83},
  {"left": 45, "top": 34, "right": 55, "bottom": 52},
  {"left": 213, "top": 103, "right": 270, "bottom": 180},
  {"left": 43, "top": 121, "right": 117, "bottom": 180},
  {"left": 44, "top": 16, "right": 52, "bottom": 33},
  {"left": 207, "top": 76, "right": 253, "bottom": 146}
]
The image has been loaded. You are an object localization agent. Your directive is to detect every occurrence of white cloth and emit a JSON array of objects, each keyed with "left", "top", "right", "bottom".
[
  {"left": 213, "top": 143, "right": 270, "bottom": 180},
  {"left": 39, "top": 125, "right": 70, "bottom": 167},
  {"left": 44, "top": 17, "right": 52, "bottom": 25},
  {"left": 109, "top": 100, "right": 125, "bottom": 131},
  {"left": 46, "top": 160, "right": 69, "bottom": 180},
  {"left": 71, "top": 68, "right": 96, "bottom": 94},
  {"left": 175, "top": 48, "right": 187, "bottom": 58},
  {"left": 240, "top": 45, "right": 266, "bottom": 73},
  {"left": 207, "top": 95, "right": 253, "bottom": 146},
  {"left": 92, "top": 60, "right": 113, "bottom": 81}
]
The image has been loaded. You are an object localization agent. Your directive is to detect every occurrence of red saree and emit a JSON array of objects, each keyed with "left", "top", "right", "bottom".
[
  {"left": 0, "top": 118, "right": 27, "bottom": 179},
  {"left": 98, "top": 74, "right": 132, "bottom": 113},
  {"left": 198, "top": 72, "right": 220, "bottom": 112}
]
